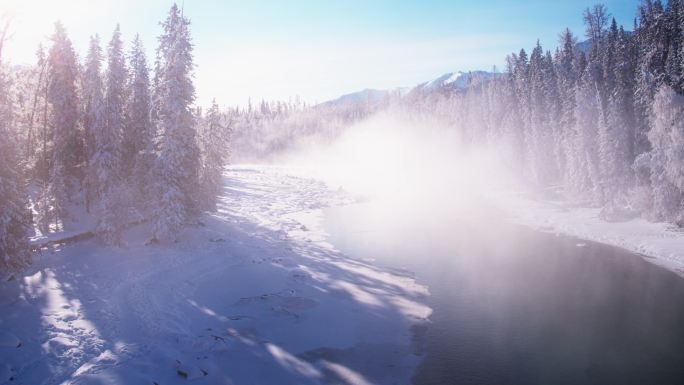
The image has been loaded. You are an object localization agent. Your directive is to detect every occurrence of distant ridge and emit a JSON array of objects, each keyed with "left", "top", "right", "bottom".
[{"left": 318, "top": 70, "right": 498, "bottom": 108}]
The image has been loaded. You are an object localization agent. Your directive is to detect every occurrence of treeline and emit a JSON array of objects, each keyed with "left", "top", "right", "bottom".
[
  {"left": 229, "top": 95, "right": 391, "bottom": 161},
  {"left": 0, "top": 4, "right": 230, "bottom": 279},
  {"left": 478, "top": 1, "right": 684, "bottom": 224},
  {"left": 388, "top": 1, "right": 684, "bottom": 225}
]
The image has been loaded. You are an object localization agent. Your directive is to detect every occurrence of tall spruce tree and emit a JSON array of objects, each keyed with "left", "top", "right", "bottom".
[
  {"left": 124, "top": 34, "right": 153, "bottom": 180},
  {"left": 646, "top": 85, "right": 684, "bottom": 222},
  {"left": 47, "top": 22, "right": 81, "bottom": 222},
  {"left": 199, "top": 99, "right": 228, "bottom": 211},
  {"left": 152, "top": 4, "right": 200, "bottom": 240},
  {"left": 93, "top": 25, "right": 127, "bottom": 244},
  {"left": 0, "top": 27, "right": 31, "bottom": 280},
  {"left": 82, "top": 35, "right": 105, "bottom": 213}
]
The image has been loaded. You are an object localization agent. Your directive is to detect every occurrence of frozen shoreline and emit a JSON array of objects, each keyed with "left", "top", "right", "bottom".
[{"left": 492, "top": 191, "right": 684, "bottom": 277}]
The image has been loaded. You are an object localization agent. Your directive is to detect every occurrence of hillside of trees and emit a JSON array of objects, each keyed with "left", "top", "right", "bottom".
[
  {"left": 479, "top": 1, "right": 684, "bottom": 225},
  {"left": 232, "top": 1, "right": 684, "bottom": 226},
  {"left": 451, "top": 0, "right": 684, "bottom": 226},
  {"left": 0, "top": 4, "right": 230, "bottom": 279}
]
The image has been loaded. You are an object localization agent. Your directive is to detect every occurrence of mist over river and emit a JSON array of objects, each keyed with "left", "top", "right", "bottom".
[{"left": 324, "top": 199, "right": 684, "bottom": 385}]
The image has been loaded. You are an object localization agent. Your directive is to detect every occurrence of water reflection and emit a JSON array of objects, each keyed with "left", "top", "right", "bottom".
[{"left": 324, "top": 199, "right": 684, "bottom": 385}]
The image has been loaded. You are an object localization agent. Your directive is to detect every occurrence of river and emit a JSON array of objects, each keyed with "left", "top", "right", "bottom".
[{"left": 324, "top": 198, "right": 684, "bottom": 385}]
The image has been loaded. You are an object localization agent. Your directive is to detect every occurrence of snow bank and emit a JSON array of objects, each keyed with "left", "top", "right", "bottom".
[
  {"left": 0, "top": 165, "right": 430, "bottom": 385},
  {"left": 492, "top": 191, "right": 684, "bottom": 277}
]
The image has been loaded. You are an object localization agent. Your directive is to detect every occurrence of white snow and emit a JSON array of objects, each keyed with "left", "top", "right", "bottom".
[
  {"left": 424, "top": 71, "right": 466, "bottom": 89},
  {"left": 492, "top": 191, "right": 684, "bottom": 277},
  {"left": 0, "top": 330, "right": 20, "bottom": 348},
  {"left": 0, "top": 165, "right": 430, "bottom": 385},
  {"left": 419, "top": 70, "right": 497, "bottom": 91}
]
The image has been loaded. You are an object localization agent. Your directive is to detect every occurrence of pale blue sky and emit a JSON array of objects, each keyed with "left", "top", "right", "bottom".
[{"left": 2, "top": 0, "right": 641, "bottom": 106}]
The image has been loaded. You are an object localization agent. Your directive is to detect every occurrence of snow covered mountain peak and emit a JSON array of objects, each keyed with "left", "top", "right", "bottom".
[
  {"left": 317, "top": 70, "right": 497, "bottom": 108},
  {"left": 424, "top": 71, "right": 467, "bottom": 89},
  {"left": 419, "top": 70, "right": 496, "bottom": 92}
]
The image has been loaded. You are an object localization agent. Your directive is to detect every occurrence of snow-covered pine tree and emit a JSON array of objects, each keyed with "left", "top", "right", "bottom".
[
  {"left": 556, "top": 29, "right": 581, "bottom": 196},
  {"left": 526, "top": 41, "right": 555, "bottom": 186},
  {"left": 47, "top": 22, "right": 82, "bottom": 221},
  {"left": 634, "top": 1, "right": 665, "bottom": 157},
  {"left": 125, "top": 34, "right": 156, "bottom": 217},
  {"left": 124, "top": 34, "right": 153, "bottom": 182},
  {"left": 597, "top": 19, "right": 622, "bottom": 200},
  {"left": 200, "top": 99, "right": 229, "bottom": 211},
  {"left": 511, "top": 49, "right": 531, "bottom": 169},
  {"left": 23, "top": 44, "right": 48, "bottom": 179},
  {"left": 542, "top": 49, "right": 562, "bottom": 182},
  {"left": 93, "top": 25, "right": 127, "bottom": 244},
  {"left": 30, "top": 44, "right": 57, "bottom": 233},
  {"left": 31, "top": 45, "right": 50, "bottom": 181},
  {"left": 499, "top": 56, "right": 525, "bottom": 168},
  {"left": 599, "top": 24, "right": 637, "bottom": 200},
  {"left": 151, "top": 4, "right": 201, "bottom": 241},
  {"left": 573, "top": 66, "right": 602, "bottom": 202},
  {"left": 645, "top": 85, "right": 684, "bottom": 222},
  {"left": 664, "top": 0, "right": 682, "bottom": 90},
  {"left": 0, "top": 135, "right": 31, "bottom": 282},
  {"left": 0, "top": 27, "right": 31, "bottom": 281},
  {"left": 82, "top": 35, "right": 105, "bottom": 213}
]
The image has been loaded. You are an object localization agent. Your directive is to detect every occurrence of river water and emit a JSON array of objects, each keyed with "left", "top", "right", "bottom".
[{"left": 324, "top": 199, "right": 684, "bottom": 385}]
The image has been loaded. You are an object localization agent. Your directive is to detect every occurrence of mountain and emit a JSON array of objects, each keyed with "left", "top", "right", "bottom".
[
  {"left": 317, "top": 88, "right": 391, "bottom": 108},
  {"left": 413, "top": 70, "right": 498, "bottom": 93},
  {"left": 318, "top": 70, "right": 496, "bottom": 109}
]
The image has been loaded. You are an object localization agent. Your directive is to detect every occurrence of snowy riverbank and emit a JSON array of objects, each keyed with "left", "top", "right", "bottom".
[
  {"left": 493, "top": 191, "right": 684, "bottom": 277},
  {"left": 0, "top": 165, "right": 430, "bottom": 385}
]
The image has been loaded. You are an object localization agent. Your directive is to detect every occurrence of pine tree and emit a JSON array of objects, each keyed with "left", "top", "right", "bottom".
[
  {"left": 645, "top": 85, "right": 684, "bottom": 222},
  {"left": 557, "top": 29, "right": 581, "bottom": 196},
  {"left": 124, "top": 34, "right": 153, "bottom": 180},
  {"left": 526, "top": 41, "right": 556, "bottom": 185},
  {"left": 597, "top": 19, "right": 621, "bottom": 200},
  {"left": 665, "top": 0, "right": 682, "bottom": 90},
  {"left": 25, "top": 44, "right": 49, "bottom": 179},
  {"left": 82, "top": 35, "right": 105, "bottom": 213},
  {"left": 634, "top": 0, "right": 665, "bottom": 156},
  {"left": 47, "top": 22, "right": 81, "bottom": 220},
  {"left": 0, "top": 31, "right": 31, "bottom": 280},
  {"left": 93, "top": 25, "right": 127, "bottom": 244},
  {"left": 199, "top": 99, "right": 228, "bottom": 211},
  {"left": 543, "top": 49, "right": 562, "bottom": 181},
  {"left": 511, "top": 49, "right": 531, "bottom": 173},
  {"left": 152, "top": 4, "right": 200, "bottom": 240},
  {"left": 600, "top": 25, "right": 637, "bottom": 200},
  {"left": 573, "top": 67, "right": 602, "bottom": 202},
  {"left": 125, "top": 34, "right": 155, "bottom": 215}
]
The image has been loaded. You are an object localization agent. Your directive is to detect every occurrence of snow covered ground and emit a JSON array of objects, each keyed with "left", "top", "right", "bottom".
[
  {"left": 0, "top": 165, "right": 430, "bottom": 385},
  {"left": 493, "top": 191, "right": 684, "bottom": 277}
]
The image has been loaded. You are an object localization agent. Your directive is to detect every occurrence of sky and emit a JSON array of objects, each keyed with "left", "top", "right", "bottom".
[{"left": 1, "top": 0, "right": 641, "bottom": 107}]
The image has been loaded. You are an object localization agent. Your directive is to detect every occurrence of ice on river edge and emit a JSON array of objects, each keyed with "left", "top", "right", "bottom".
[{"left": 492, "top": 191, "right": 684, "bottom": 278}]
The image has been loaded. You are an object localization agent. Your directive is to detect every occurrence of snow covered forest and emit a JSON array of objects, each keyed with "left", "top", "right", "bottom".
[
  {"left": 2, "top": 1, "right": 684, "bottom": 281},
  {"left": 231, "top": 2, "right": 684, "bottom": 225},
  {"left": 1, "top": 5, "right": 230, "bottom": 279}
]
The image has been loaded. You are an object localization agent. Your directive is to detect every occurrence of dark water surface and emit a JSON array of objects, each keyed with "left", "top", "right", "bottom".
[{"left": 324, "top": 200, "right": 684, "bottom": 385}]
